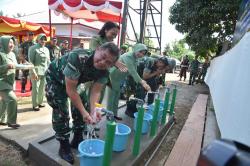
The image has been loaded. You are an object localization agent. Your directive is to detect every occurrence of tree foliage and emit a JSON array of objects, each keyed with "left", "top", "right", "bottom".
[
  {"left": 164, "top": 39, "right": 195, "bottom": 60},
  {"left": 169, "top": 0, "right": 241, "bottom": 56},
  {"left": 0, "top": 10, "right": 7, "bottom": 16}
]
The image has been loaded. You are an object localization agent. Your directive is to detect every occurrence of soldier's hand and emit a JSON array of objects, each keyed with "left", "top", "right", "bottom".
[
  {"left": 7, "top": 64, "right": 15, "bottom": 69},
  {"left": 83, "top": 113, "right": 94, "bottom": 124},
  {"left": 141, "top": 80, "right": 151, "bottom": 91},
  {"left": 31, "top": 73, "right": 39, "bottom": 80},
  {"left": 95, "top": 111, "right": 102, "bottom": 122}
]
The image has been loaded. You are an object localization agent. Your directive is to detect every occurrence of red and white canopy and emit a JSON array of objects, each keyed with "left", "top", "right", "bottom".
[{"left": 48, "top": 0, "right": 123, "bottom": 23}]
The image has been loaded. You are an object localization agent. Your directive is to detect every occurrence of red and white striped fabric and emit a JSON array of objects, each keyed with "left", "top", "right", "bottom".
[{"left": 48, "top": 0, "right": 123, "bottom": 23}]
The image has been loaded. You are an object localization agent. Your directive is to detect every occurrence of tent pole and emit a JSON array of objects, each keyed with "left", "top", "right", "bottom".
[
  {"left": 70, "top": 17, "right": 73, "bottom": 50},
  {"left": 117, "top": 14, "right": 122, "bottom": 48},
  {"left": 49, "top": 9, "right": 52, "bottom": 38}
]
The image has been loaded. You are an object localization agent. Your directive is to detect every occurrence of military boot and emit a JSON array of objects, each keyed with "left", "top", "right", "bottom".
[
  {"left": 59, "top": 139, "right": 74, "bottom": 164},
  {"left": 70, "top": 131, "right": 83, "bottom": 149}
]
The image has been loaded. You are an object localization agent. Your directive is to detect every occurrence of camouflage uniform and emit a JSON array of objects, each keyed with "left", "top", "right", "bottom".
[
  {"left": 189, "top": 59, "right": 200, "bottom": 85},
  {"left": 20, "top": 40, "right": 35, "bottom": 92},
  {"left": 46, "top": 43, "right": 60, "bottom": 62},
  {"left": 45, "top": 49, "right": 109, "bottom": 141}
]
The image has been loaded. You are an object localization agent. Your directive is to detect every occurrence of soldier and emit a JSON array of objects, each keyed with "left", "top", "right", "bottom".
[
  {"left": 46, "top": 36, "right": 60, "bottom": 62},
  {"left": 107, "top": 43, "right": 151, "bottom": 121},
  {"left": 29, "top": 34, "right": 50, "bottom": 111},
  {"left": 60, "top": 40, "right": 69, "bottom": 56},
  {"left": 189, "top": 56, "right": 200, "bottom": 85},
  {"left": 0, "top": 36, "right": 20, "bottom": 129},
  {"left": 179, "top": 55, "right": 189, "bottom": 81},
  {"left": 19, "top": 31, "right": 36, "bottom": 93},
  {"left": 198, "top": 58, "right": 210, "bottom": 83},
  {"left": 45, "top": 42, "right": 119, "bottom": 164},
  {"left": 142, "top": 56, "right": 169, "bottom": 104}
]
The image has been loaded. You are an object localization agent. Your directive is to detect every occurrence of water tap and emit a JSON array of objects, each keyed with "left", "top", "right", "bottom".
[
  {"left": 129, "top": 95, "right": 144, "bottom": 107},
  {"left": 145, "top": 91, "right": 160, "bottom": 103},
  {"left": 95, "top": 103, "right": 115, "bottom": 122}
]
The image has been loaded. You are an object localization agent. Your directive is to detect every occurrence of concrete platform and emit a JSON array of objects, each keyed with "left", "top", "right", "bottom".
[
  {"left": 28, "top": 106, "right": 174, "bottom": 166},
  {"left": 0, "top": 86, "right": 174, "bottom": 166},
  {"left": 0, "top": 104, "right": 53, "bottom": 150}
]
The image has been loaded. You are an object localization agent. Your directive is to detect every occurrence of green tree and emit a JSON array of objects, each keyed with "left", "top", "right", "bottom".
[
  {"left": 0, "top": 10, "right": 8, "bottom": 16},
  {"left": 164, "top": 39, "right": 195, "bottom": 60},
  {"left": 169, "top": 0, "right": 241, "bottom": 57}
]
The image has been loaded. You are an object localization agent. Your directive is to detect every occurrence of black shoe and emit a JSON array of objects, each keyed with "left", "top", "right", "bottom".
[
  {"left": 33, "top": 106, "right": 40, "bottom": 111},
  {"left": 21, "top": 89, "right": 26, "bottom": 93},
  {"left": 7, "top": 123, "right": 20, "bottom": 129},
  {"left": 114, "top": 116, "right": 123, "bottom": 121},
  {"left": 70, "top": 132, "right": 83, "bottom": 149},
  {"left": 38, "top": 104, "right": 46, "bottom": 108},
  {"left": 0, "top": 122, "right": 7, "bottom": 126},
  {"left": 59, "top": 140, "right": 74, "bottom": 164}
]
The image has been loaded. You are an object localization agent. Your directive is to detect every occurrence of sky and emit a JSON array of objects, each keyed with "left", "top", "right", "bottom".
[{"left": 0, "top": 0, "right": 184, "bottom": 49}]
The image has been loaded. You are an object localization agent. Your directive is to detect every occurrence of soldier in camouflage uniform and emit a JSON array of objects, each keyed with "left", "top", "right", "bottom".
[
  {"left": 189, "top": 56, "right": 200, "bottom": 85},
  {"left": 46, "top": 36, "right": 61, "bottom": 62},
  {"left": 142, "top": 56, "right": 169, "bottom": 104},
  {"left": 45, "top": 42, "right": 119, "bottom": 164},
  {"left": 19, "top": 31, "right": 36, "bottom": 93}
]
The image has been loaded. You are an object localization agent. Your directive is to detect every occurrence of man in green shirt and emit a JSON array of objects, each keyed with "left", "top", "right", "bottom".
[
  {"left": 45, "top": 42, "right": 119, "bottom": 164},
  {"left": 46, "top": 36, "right": 61, "bottom": 62},
  {"left": 189, "top": 56, "right": 200, "bottom": 85},
  {"left": 142, "top": 56, "right": 169, "bottom": 104}
]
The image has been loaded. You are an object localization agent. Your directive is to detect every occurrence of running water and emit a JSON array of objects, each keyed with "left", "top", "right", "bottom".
[{"left": 115, "top": 125, "right": 120, "bottom": 134}]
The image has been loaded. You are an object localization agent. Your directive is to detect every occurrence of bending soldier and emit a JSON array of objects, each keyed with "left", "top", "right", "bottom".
[{"left": 45, "top": 42, "right": 119, "bottom": 164}]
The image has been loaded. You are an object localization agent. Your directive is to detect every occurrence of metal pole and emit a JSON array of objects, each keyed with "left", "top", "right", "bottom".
[
  {"left": 49, "top": 9, "right": 52, "bottom": 39},
  {"left": 160, "top": 0, "right": 163, "bottom": 53},
  {"left": 117, "top": 14, "right": 122, "bottom": 47},
  {"left": 149, "top": 5, "right": 160, "bottom": 49},
  {"left": 120, "top": 0, "right": 129, "bottom": 46},
  {"left": 132, "top": 106, "right": 144, "bottom": 156},
  {"left": 103, "top": 121, "right": 116, "bottom": 166},
  {"left": 128, "top": 12, "right": 139, "bottom": 42},
  {"left": 150, "top": 98, "right": 160, "bottom": 137},
  {"left": 161, "top": 88, "right": 170, "bottom": 124},
  {"left": 170, "top": 85, "right": 177, "bottom": 116},
  {"left": 139, "top": 0, "right": 149, "bottom": 43},
  {"left": 69, "top": 17, "right": 73, "bottom": 50}
]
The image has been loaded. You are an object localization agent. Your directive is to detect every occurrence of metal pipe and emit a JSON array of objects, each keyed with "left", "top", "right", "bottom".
[
  {"left": 139, "top": 0, "right": 149, "bottom": 43},
  {"left": 103, "top": 121, "right": 116, "bottom": 166},
  {"left": 133, "top": 106, "right": 144, "bottom": 156},
  {"left": 170, "top": 85, "right": 177, "bottom": 116},
  {"left": 150, "top": 99, "right": 160, "bottom": 137},
  {"left": 120, "top": 0, "right": 129, "bottom": 46},
  {"left": 49, "top": 9, "right": 52, "bottom": 39},
  {"left": 129, "top": 96, "right": 144, "bottom": 107},
  {"left": 145, "top": 91, "right": 160, "bottom": 104},
  {"left": 161, "top": 88, "right": 170, "bottom": 124}
]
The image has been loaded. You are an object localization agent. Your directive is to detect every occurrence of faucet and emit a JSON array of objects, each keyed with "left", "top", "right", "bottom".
[
  {"left": 129, "top": 95, "right": 144, "bottom": 107},
  {"left": 95, "top": 103, "right": 115, "bottom": 122},
  {"left": 145, "top": 91, "right": 160, "bottom": 103}
]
